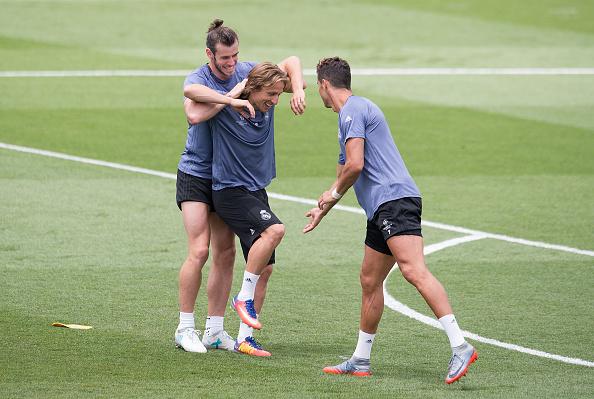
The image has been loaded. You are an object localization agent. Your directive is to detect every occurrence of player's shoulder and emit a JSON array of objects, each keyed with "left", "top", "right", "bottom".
[
  {"left": 341, "top": 96, "right": 370, "bottom": 119},
  {"left": 352, "top": 96, "right": 384, "bottom": 119},
  {"left": 236, "top": 61, "right": 258, "bottom": 76},
  {"left": 345, "top": 95, "right": 373, "bottom": 111},
  {"left": 184, "top": 64, "right": 210, "bottom": 85}
]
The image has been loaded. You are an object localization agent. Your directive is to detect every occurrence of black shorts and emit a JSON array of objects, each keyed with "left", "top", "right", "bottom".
[
  {"left": 365, "top": 197, "right": 423, "bottom": 256},
  {"left": 176, "top": 169, "right": 213, "bottom": 210},
  {"left": 212, "top": 187, "right": 282, "bottom": 264}
]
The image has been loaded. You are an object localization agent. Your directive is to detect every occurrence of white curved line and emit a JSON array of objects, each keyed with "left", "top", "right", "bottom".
[
  {"left": 2, "top": 141, "right": 593, "bottom": 366},
  {"left": 383, "top": 235, "right": 594, "bottom": 368}
]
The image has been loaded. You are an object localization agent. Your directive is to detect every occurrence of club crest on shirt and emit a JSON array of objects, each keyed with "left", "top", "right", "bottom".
[
  {"left": 235, "top": 116, "right": 248, "bottom": 126},
  {"left": 260, "top": 210, "right": 271, "bottom": 220}
]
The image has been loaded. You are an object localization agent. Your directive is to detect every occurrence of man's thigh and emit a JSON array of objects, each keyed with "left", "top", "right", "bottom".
[
  {"left": 176, "top": 170, "right": 213, "bottom": 210},
  {"left": 213, "top": 187, "right": 281, "bottom": 263},
  {"left": 181, "top": 201, "right": 211, "bottom": 246}
]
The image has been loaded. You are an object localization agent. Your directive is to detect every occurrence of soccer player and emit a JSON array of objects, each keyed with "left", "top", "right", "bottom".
[
  {"left": 303, "top": 57, "right": 477, "bottom": 383},
  {"left": 185, "top": 62, "right": 305, "bottom": 356},
  {"left": 175, "top": 19, "right": 305, "bottom": 355}
]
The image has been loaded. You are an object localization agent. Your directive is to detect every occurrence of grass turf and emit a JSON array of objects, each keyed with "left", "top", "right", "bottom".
[{"left": 1, "top": 1, "right": 593, "bottom": 397}]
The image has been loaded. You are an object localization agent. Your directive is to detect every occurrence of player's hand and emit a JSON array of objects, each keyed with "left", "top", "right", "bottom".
[
  {"left": 228, "top": 78, "right": 247, "bottom": 99},
  {"left": 303, "top": 207, "right": 324, "bottom": 233},
  {"left": 230, "top": 98, "right": 255, "bottom": 119},
  {"left": 318, "top": 190, "right": 338, "bottom": 210},
  {"left": 290, "top": 88, "right": 306, "bottom": 115}
]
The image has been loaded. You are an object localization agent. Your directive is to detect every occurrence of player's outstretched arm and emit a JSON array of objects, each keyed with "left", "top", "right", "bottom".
[
  {"left": 277, "top": 56, "right": 306, "bottom": 115},
  {"left": 303, "top": 206, "right": 326, "bottom": 233},
  {"left": 303, "top": 162, "right": 345, "bottom": 233},
  {"left": 318, "top": 138, "right": 364, "bottom": 210}
]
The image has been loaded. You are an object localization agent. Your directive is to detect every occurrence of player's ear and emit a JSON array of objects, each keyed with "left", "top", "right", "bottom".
[{"left": 205, "top": 47, "right": 214, "bottom": 60}]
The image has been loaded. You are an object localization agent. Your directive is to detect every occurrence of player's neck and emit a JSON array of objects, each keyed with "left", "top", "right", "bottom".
[
  {"left": 331, "top": 89, "right": 353, "bottom": 113},
  {"left": 208, "top": 63, "right": 231, "bottom": 81}
]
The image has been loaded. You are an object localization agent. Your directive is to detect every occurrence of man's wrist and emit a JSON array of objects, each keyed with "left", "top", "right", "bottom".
[{"left": 331, "top": 188, "right": 343, "bottom": 200}]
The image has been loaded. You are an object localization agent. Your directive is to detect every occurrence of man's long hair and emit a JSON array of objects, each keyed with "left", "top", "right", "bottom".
[{"left": 241, "top": 62, "right": 288, "bottom": 99}]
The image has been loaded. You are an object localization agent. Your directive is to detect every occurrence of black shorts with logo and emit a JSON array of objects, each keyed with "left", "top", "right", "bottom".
[
  {"left": 212, "top": 186, "right": 282, "bottom": 264},
  {"left": 176, "top": 169, "right": 214, "bottom": 210},
  {"left": 365, "top": 197, "right": 423, "bottom": 256}
]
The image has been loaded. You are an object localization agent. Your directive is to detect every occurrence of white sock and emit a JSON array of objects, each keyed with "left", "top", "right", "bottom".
[
  {"left": 439, "top": 314, "right": 466, "bottom": 348},
  {"left": 352, "top": 330, "right": 375, "bottom": 360},
  {"left": 237, "top": 322, "right": 254, "bottom": 343},
  {"left": 237, "top": 271, "right": 259, "bottom": 301},
  {"left": 178, "top": 312, "right": 195, "bottom": 330},
  {"left": 205, "top": 316, "right": 224, "bottom": 337}
]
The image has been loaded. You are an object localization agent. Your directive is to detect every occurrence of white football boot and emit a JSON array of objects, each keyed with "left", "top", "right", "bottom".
[
  {"left": 174, "top": 327, "right": 207, "bottom": 353},
  {"left": 202, "top": 330, "right": 236, "bottom": 351}
]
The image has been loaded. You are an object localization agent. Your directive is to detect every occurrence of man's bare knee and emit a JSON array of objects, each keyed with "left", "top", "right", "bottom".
[
  {"left": 399, "top": 262, "right": 429, "bottom": 287},
  {"left": 360, "top": 270, "right": 383, "bottom": 294},
  {"left": 263, "top": 224, "right": 285, "bottom": 245},
  {"left": 187, "top": 246, "right": 209, "bottom": 268},
  {"left": 213, "top": 244, "right": 235, "bottom": 268}
]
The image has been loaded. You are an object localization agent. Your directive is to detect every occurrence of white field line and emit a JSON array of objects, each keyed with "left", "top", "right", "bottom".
[
  {"left": 2, "top": 142, "right": 594, "bottom": 367},
  {"left": 2, "top": 68, "right": 594, "bottom": 78},
  {"left": 268, "top": 192, "right": 594, "bottom": 257},
  {"left": 2, "top": 142, "right": 592, "bottom": 259},
  {"left": 383, "top": 236, "right": 594, "bottom": 368}
]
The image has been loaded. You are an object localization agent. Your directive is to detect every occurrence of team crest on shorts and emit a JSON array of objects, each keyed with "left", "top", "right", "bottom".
[
  {"left": 382, "top": 219, "right": 394, "bottom": 234},
  {"left": 260, "top": 210, "right": 271, "bottom": 220}
]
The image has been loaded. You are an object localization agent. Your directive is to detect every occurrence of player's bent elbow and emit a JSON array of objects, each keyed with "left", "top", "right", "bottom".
[
  {"left": 183, "top": 85, "right": 200, "bottom": 99},
  {"left": 186, "top": 113, "right": 206, "bottom": 125},
  {"left": 346, "top": 160, "right": 364, "bottom": 175}
]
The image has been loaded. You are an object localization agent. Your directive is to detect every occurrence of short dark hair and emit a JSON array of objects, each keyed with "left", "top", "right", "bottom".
[
  {"left": 316, "top": 57, "right": 351, "bottom": 89},
  {"left": 206, "top": 19, "right": 238, "bottom": 54}
]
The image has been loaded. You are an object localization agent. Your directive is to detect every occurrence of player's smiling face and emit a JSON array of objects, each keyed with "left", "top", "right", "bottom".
[
  {"left": 249, "top": 81, "right": 284, "bottom": 113},
  {"left": 208, "top": 41, "right": 239, "bottom": 79}
]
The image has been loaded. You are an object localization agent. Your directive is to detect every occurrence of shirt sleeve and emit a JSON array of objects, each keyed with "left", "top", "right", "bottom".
[
  {"left": 183, "top": 70, "right": 211, "bottom": 102},
  {"left": 236, "top": 61, "right": 257, "bottom": 79},
  {"left": 340, "top": 102, "right": 367, "bottom": 144}
]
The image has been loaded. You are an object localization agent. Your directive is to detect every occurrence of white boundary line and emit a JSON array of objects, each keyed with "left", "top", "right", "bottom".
[
  {"left": 2, "top": 68, "right": 594, "bottom": 78},
  {"left": 2, "top": 141, "right": 594, "bottom": 367},
  {"left": 383, "top": 236, "right": 594, "bottom": 368},
  {"left": 267, "top": 192, "right": 594, "bottom": 257},
  {"left": 2, "top": 142, "right": 592, "bottom": 258}
]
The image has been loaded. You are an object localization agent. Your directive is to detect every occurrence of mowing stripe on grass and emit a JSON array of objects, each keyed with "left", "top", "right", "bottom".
[
  {"left": 383, "top": 235, "right": 594, "bottom": 368},
  {"left": 2, "top": 68, "right": 594, "bottom": 78},
  {"left": 2, "top": 142, "right": 592, "bottom": 258},
  {"left": 2, "top": 141, "right": 594, "bottom": 368}
]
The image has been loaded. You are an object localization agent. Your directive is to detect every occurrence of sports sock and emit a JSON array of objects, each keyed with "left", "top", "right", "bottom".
[
  {"left": 205, "top": 315, "right": 224, "bottom": 337},
  {"left": 237, "top": 322, "right": 254, "bottom": 343},
  {"left": 178, "top": 311, "right": 195, "bottom": 331},
  {"left": 439, "top": 314, "right": 466, "bottom": 348},
  {"left": 237, "top": 271, "right": 260, "bottom": 301},
  {"left": 352, "top": 330, "right": 375, "bottom": 360}
]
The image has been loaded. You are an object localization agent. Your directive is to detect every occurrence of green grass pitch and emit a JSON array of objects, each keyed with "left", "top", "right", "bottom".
[{"left": 1, "top": 1, "right": 593, "bottom": 398}]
